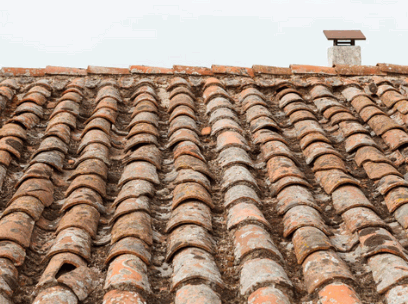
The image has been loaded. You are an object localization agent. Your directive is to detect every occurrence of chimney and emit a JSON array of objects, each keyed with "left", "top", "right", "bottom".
[{"left": 324, "top": 30, "right": 366, "bottom": 66}]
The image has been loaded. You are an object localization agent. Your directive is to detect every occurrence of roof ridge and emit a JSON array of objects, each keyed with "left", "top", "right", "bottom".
[{"left": 1, "top": 63, "right": 408, "bottom": 77}]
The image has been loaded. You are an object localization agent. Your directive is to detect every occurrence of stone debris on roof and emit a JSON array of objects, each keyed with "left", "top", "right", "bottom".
[{"left": 0, "top": 63, "right": 408, "bottom": 303}]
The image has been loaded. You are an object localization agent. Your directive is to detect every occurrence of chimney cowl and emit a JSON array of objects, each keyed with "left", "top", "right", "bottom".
[{"left": 324, "top": 30, "right": 365, "bottom": 66}]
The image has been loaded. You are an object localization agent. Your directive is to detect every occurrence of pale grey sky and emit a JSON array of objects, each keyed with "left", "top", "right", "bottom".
[{"left": 1, "top": 0, "right": 407, "bottom": 68}]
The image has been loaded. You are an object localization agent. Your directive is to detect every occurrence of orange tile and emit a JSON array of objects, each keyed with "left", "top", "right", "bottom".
[
  {"left": 252, "top": 64, "right": 292, "bottom": 75},
  {"left": 377, "top": 63, "right": 408, "bottom": 74},
  {"left": 166, "top": 224, "right": 213, "bottom": 261},
  {"left": 104, "top": 254, "right": 150, "bottom": 292},
  {"left": 171, "top": 248, "right": 223, "bottom": 291},
  {"left": 111, "top": 211, "right": 152, "bottom": 245},
  {"left": 87, "top": 65, "right": 130, "bottom": 74},
  {"left": 203, "top": 85, "right": 230, "bottom": 104},
  {"left": 335, "top": 64, "right": 386, "bottom": 76},
  {"left": 283, "top": 205, "right": 331, "bottom": 237},
  {"left": 290, "top": 64, "right": 336, "bottom": 75},
  {"left": 1, "top": 67, "right": 45, "bottom": 77},
  {"left": 302, "top": 250, "right": 354, "bottom": 294},
  {"left": 172, "top": 182, "right": 213, "bottom": 209},
  {"left": 173, "top": 65, "right": 213, "bottom": 76},
  {"left": 240, "top": 258, "right": 292, "bottom": 295},
  {"left": 33, "top": 286, "right": 78, "bottom": 304},
  {"left": 168, "top": 77, "right": 192, "bottom": 91},
  {"left": 130, "top": 65, "right": 173, "bottom": 74},
  {"left": 318, "top": 282, "right": 362, "bottom": 304},
  {"left": 103, "top": 290, "right": 147, "bottom": 304},
  {"left": 175, "top": 284, "right": 221, "bottom": 304},
  {"left": 293, "top": 226, "right": 333, "bottom": 264},
  {"left": 105, "top": 236, "right": 151, "bottom": 266},
  {"left": 45, "top": 65, "right": 87, "bottom": 75},
  {"left": 201, "top": 126, "right": 211, "bottom": 136},
  {"left": 212, "top": 65, "right": 254, "bottom": 77},
  {"left": 46, "top": 227, "right": 92, "bottom": 262},
  {"left": 166, "top": 201, "right": 212, "bottom": 233},
  {"left": 368, "top": 253, "right": 408, "bottom": 293},
  {"left": 226, "top": 201, "right": 267, "bottom": 230}
]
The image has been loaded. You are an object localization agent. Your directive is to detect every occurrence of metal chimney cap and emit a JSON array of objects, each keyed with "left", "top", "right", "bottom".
[
  {"left": 324, "top": 30, "right": 366, "bottom": 46},
  {"left": 323, "top": 30, "right": 366, "bottom": 40}
]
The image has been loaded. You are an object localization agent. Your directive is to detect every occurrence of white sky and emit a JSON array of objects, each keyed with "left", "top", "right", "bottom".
[{"left": 1, "top": 0, "right": 407, "bottom": 68}]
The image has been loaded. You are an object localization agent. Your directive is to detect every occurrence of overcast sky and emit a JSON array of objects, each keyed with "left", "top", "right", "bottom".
[{"left": 1, "top": 0, "right": 407, "bottom": 69}]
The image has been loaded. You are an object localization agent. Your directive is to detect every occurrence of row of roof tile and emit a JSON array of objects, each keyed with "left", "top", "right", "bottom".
[{"left": 2, "top": 63, "right": 408, "bottom": 77}]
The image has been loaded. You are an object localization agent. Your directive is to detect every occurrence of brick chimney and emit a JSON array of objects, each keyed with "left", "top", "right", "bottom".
[{"left": 324, "top": 30, "right": 366, "bottom": 66}]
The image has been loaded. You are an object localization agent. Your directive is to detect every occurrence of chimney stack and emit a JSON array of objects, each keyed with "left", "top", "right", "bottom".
[{"left": 324, "top": 30, "right": 366, "bottom": 66}]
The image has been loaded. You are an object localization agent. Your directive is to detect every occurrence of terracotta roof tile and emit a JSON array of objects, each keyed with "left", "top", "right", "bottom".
[
  {"left": 335, "top": 64, "right": 386, "bottom": 76},
  {"left": 377, "top": 63, "right": 408, "bottom": 75},
  {"left": 318, "top": 282, "right": 362, "bottom": 304},
  {"left": 290, "top": 64, "right": 336, "bottom": 75},
  {"left": 212, "top": 65, "right": 254, "bottom": 77},
  {"left": 2, "top": 64, "right": 408, "bottom": 303},
  {"left": 103, "top": 290, "right": 147, "bottom": 304},
  {"left": 130, "top": 65, "right": 173, "bottom": 74},
  {"left": 45, "top": 66, "right": 87, "bottom": 76},
  {"left": 1, "top": 67, "right": 45, "bottom": 77},
  {"left": 87, "top": 65, "right": 130, "bottom": 74},
  {"left": 173, "top": 65, "right": 213, "bottom": 76},
  {"left": 252, "top": 64, "right": 292, "bottom": 75}
]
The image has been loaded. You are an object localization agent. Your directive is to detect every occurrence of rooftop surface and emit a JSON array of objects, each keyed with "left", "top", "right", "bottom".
[{"left": 1, "top": 63, "right": 408, "bottom": 303}]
